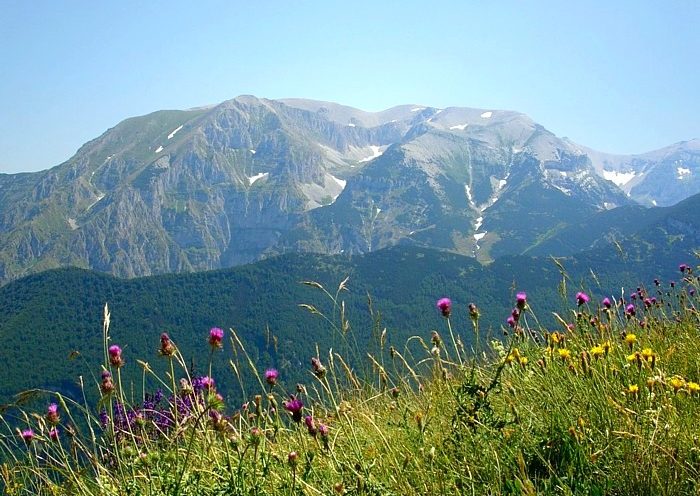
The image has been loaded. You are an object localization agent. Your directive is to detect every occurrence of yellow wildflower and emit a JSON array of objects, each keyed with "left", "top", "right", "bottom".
[
  {"left": 624, "top": 333, "right": 637, "bottom": 347},
  {"left": 687, "top": 382, "right": 700, "bottom": 395},
  {"left": 590, "top": 346, "right": 605, "bottom": 359},
  {"left": 558, "top": 348, "right": 572, "bottom": 360},
  {"left": 641, "top": 348, "right": 654, "bottom": 361},
  {"left": 519, "top": 356, "right": 529, "bottom": 367},
  {"left": 670, "top": 376, "right": 686, "bottom": 393},
  {"left": 627, "top": 384, "right": 639, "bottom": 396}
]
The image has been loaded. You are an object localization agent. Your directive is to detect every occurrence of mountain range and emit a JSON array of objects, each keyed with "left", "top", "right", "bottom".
[{"left": 1, "top": 96, "right": 699, "bottom": 285}]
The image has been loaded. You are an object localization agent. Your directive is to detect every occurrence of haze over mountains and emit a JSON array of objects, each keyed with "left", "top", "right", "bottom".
[{"left": 0, "top": 96, "right": 698, "bottom": 285}]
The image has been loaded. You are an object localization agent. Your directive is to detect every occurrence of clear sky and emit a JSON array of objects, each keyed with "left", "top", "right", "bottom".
[{"left": 1, "top": 1, "right": 699, "bottom": 173}]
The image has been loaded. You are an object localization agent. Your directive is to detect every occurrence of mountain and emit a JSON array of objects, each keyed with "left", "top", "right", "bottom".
[
  {"left": 575, "top": 138, "right": 700, "bottom": 207},
  {"left": 526, "top": 190, "right": 700, "bottom": 259},
  {"left": 0, "top": 96, "right": 697, "bottom": 285}
]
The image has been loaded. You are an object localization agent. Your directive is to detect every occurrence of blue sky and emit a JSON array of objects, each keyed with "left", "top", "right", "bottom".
[{"left": 1, "top": 1, "right": 698, "bottom": 173}]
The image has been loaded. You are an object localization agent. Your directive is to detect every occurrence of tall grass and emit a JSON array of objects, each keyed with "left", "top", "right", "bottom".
[{"left": 1, "top": 267, "right": 700, "bottom": 495}]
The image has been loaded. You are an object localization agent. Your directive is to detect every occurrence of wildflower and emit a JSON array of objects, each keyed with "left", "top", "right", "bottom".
[
  {"left": 602, "top": 297, "right": 612, "bottom": 309},
  {"left": 576, "top": 292, "right": 590, "bottom": 306},
  {"left": 108, "top": 345, "right": 124, "bottom": 368},
  {"left": 516, "top": 292, "right": 527, "bottom": 310},
  {"left": 390, "top": 386, "right": 400, "bottom": 398},
  {"left": 20, "top": 429, "right": 34, "bottom": 444},
  {"left": 557, "top": 348, "right": 571, "bottom": 361},
  {"left": 506, "top": 315, "right": 516, "bottom": 328},
  {"left": 690, "top": 288, "right": 697, "bottom": 297},
  {"left": 288, "top": 451, "right": 298, "bottom": 466},
  {"left": 670, "top": 376, "right": 685, "bottom": 393},
  {"left": 49, "top": 428, "right": 59, "bottom": 441},
  {"left": 624, "top": 333, "right": 637, "bottom": 348},
  {"left": 264, "top": 368, "right": 279, "bottom": 387},
  {"left": 670, "top": 281, "right": 676, "bottom": 288},
  {"left": 284, "top": 396, "right": 304, "bottom": 423},
  {"left": 602, "top": 340, "right": 611, "bottom": 355},
  {"left": 46, "top": 403, "right": 60, "bottom": 425},
  {"left": 687, "top": 382, "right": 700, "bottom": 395},
  {"left": 643, "top": 298, "right": 652, "bottom": 309},
  {"left": 626, "top": 384, "right": 640, "bottom": 397},
  {"left": 304, "top": 415, "right": 317, "bottom": 436},
  {"left": 310, "top": 357, "right": 327, "bottom": 379},
  {"left": 468, "top": 303, "right": 479, "bottom": 320},
  {"left": 436, "top": 298, "right": 451, "bottom": 317},
  {"left": 679, "top": 263, "right": 689, "bottom": 273},
  {"left": 640, "top": 348, "right": 654, "bottom": 362},
  {"left": 590, "top": 346, "right": 604, "bottom": 359},
  {"left": 209, "top": 327, "right": 224, "bottom": 349},
  {"left": 100, "top": 370, "right": 115, "bottom": 395},
  {"left": 519, "top": 356, "right": 529, "bottom": 367},
  {"left": 159, "top": 333, "right": 176, "bottom": 357},
  {"left": 625, "top": 304, "right": 636, "bottom": 317}
]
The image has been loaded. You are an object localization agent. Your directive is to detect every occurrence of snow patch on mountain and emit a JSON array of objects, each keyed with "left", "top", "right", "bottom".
[
  {"left": 359, "top": 146, "right": 384, "bottom": 163},
  {"left": 480, "top": 111, "right": 493, "bottom": 118},
  {"left": 450, "top": 123, "right": 468, "bottom": 130},
  {"left": 155, "top": 146, "right": 164, "bottom": 153},
  {"left": 248, "top": 172, "right": 269, "bottom": 185},
  {"left": 602, "top": 170, "right": 637, "bottom": 187},
  {"left": 677, "top": 167, "right": 691, "bottom": 179},
  {"left": 411, "top": 107, "right": 426, "bottom": 112},
  {"left": 167, "top": 125, "right": 184, "bottom": 140}
]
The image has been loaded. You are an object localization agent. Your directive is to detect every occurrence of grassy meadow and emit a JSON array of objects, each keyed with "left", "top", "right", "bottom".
[{"left": 1, "top": 265, "right": 700, "bottom": 495}]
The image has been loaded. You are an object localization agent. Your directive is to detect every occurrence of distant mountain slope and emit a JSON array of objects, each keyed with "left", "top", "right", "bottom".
[
  {"left": 0, "top": 96, "right": 697, "bottom": 285},
  {"left": 527, "top": 191, "right": 700, "bottom": 258}
]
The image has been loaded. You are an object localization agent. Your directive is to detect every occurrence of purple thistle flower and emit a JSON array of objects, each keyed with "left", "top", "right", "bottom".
[
  {"left": 108, "top": 345, "right": 124, "bottom": 368},
  {"left": 436, "top": 298, "right": 452, "bottom": 317},
  {"left": 100, "top": 370, "right": 115, "bottom": 395},
  {"left": 99, "top": 409, "right": 109, "bottom": 428},
  {"left": 602, "top": 297, "right": 612, "bottom": 309},
  {"left": 49, "top": 428, "right": 59, "bottom": 442},
  {"left": 264, "top": 368, "right": 279, "bottom": 387},
  {"left": 516, "top": 292, "right": 527, "bottom": 310},
  {"left": 304, "top": 415, "right": 317, "bottom": 436},
  {"left": 159, "top": 333, "right": 176, "bottom": 357},
  {"left": 506, "top": 315, "right": 516, "bottom": 328},
  {"left": 20, "top": 429, "right": 34, "bottom": 444},
  {"left": 643, "top": 298, "right": 652, "bottom": 309},
  {"left": 670, "top": 281, "right": 676, "bottom": 288},
  {"left": 47, "top": 403, "right": 59, "bottom": 425},
  {"left": 575, "top": 292, "right": 590, "bottom": 306},
  {"left": 319, "top": 423, "right": 329, "bottom": 437},
  {"left": 311, "top": 357, "right": 327, "bottom": 378},
  {"left": 283, "top": 396, "right": 304, "bottom": 423},
  {"left": 626, "top": 304, "right": 636, "bottom": 316},
  {"left": 690, "top": 288, "right": 696, "bottom": 297},
  {"left": 209, "top": 327, "right": 224, "bottom": 349},
  {"left": 680, "top": 263, "right": 689, "bottom": 273}
]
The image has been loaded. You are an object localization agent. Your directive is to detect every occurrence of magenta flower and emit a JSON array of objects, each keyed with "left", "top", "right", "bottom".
[
  {"left": 46, "top": 403, "right": 59, "bottom": 425},
  {"left": 575, "top": 292, "right": 590, "bottom": 306},
  {"left": 602, "top": 297, "right": 612, "bottom": 309},
  {"left": 100, "top": 370, "right": 114, "bottom": 395},
  {"left": 506, "top": 315, "right": 516, "bottom": 328},
  {"left": 304, "top": 415, "right": 317, "bottom": 436},
  {"left": 625, "top": 304, "right": 636, "bottom": 317},
  {"left": 209, "top": 327, "right": 224, "bottom": 349},
  {"left": 283, "top": 396, "right": 304, "bottom": 423},
  {"left": 680, "top": 263, "right": 689, "bottom": 273},
  {"left": 49, "top": 428, "right": 59, "bottom": 441},
  {"left": 108, "top": 345, "right": 124, "bottom": 368},
  {"left": 159, "top": 333, "right": 176, "bottom": 357},
  {"left": 436, "top": 298, "right": 452, "bottom": 317},
  {"left": 311, "top": 357, "right": 327, "bottom": 378},
  {"left": 20, "top": 429, "right": 34, "bottom": 444},
  {"left": 264, "top": 368, "right": 279, "bottom": 387},
  {"left": 516, "top": 292, "right": 527, "bottom": 310}
]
